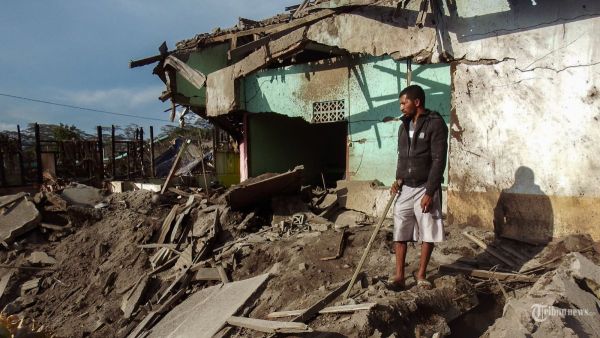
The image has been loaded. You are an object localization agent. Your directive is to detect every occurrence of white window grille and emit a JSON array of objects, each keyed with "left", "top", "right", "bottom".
[{"left": 312, "top": 100, "right": 346, "bottom": 123}]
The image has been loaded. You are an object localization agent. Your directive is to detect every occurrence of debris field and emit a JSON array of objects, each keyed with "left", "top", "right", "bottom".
[{"left": 0, "top": 167, "right": 598, "bottom": 338}]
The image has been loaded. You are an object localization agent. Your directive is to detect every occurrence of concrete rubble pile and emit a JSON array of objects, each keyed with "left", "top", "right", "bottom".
[{"left": 0, "top": 169, "right": 598, "bottom": 337}]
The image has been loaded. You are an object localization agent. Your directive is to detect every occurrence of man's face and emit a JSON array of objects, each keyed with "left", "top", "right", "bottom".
[{"left": 399, "top": 94, "right": 418, "bottom": 118}]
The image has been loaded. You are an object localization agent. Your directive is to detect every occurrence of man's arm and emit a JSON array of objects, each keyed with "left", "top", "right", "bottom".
[{"left": 424, "top": 118, "right": 449, "bottom": 197}]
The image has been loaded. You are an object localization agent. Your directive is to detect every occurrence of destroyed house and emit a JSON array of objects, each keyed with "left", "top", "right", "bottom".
[{"left": 133, "top": 0, "right": 600, "bottom": 242}]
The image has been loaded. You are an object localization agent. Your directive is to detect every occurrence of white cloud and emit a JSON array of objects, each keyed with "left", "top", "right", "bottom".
[
  {"left": 0, "top": 122, "right": 17, "bottom": 132},
  {"left": 56, "top": 85, "right": 165, "bottom": 111}
]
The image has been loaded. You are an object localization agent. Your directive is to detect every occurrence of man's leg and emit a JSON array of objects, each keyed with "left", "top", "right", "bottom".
[
  {"left": 394, "top": 241, "right": 407, "bottom": 285},
  {"left": 416, "top": 241, "right": 434, "bottom": 280}
]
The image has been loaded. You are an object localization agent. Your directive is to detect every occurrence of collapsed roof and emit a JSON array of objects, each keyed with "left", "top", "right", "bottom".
[{"left": 130, "top": 0, "right": 442, "bottom": 137}]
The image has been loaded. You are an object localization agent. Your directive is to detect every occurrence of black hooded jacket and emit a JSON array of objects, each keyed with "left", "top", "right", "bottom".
[{"left": 395, "top": 109, "right": 448, "bottom": 196}]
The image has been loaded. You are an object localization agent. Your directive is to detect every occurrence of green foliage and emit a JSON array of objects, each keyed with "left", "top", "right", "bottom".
[
  {"left": 52, "top": 123, "right": 85, "bottom": 141},
  {"left": 159, "top": 117, "right": 212, "bottom": 142}
]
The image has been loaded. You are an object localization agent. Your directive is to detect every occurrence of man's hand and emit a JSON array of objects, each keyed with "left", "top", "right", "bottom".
[
  {"left": 390, "top": 179, "right": 403, "bottom": 195},
  {"left": 420, "top": 194, "right": 433, "bottom": 213}
]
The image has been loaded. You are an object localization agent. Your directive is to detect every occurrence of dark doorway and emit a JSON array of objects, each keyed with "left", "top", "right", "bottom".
[{"left": 248, "top": 113, "right": 347, "bottom": 186}]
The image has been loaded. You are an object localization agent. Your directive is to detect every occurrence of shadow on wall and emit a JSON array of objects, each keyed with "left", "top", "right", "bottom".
[
  {"left": 355, "top": 0, "right": 600, "bottom": 43},
  {"left": 348, "top": 60, "right": 451, "bottom": 148},
  {"left": 493, "top": 166, "right": 554, "bottom": 245}
]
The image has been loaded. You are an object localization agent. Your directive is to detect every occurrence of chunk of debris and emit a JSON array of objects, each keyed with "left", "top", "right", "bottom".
[
  {"left": 44, "top": 191, "right": 68, "bottom": 211},
  {"left": 0, "top": 270, "right": 14, "bottom": 299},
  {"left": 0, "top": 194, "right": 41, "bottom": 244},
  {"left": 21, "top": 278, "right": 40, "bottom": 295},
  {"left": 320, "top": 229, "right": 346, "bottom": 261},
  {"left": 222, "top": 166, "right": 304, "bottom": 209},
  {"left": 335, "top": 180, "right": 391, "bottom": 217},
  {"left": 27, "top": 251, "right": 57, "bottom": 266},
  {"left": 484, "top": 253, "right": 600, "bottom": 337},
  {"left": 226, "top": 316, "right": 313, "bottom": 333},
  {"left": 61, "top": 184, "right": 104, "bottom": 207},
  {"left": 332, "top": 209, "right": 374, "bottom": 229},
  {"left": 121, "top": 275, "right": 150, "bottom": 319},
  {"left": 147, "top": 273, "right": 270, "bottom": 338}
]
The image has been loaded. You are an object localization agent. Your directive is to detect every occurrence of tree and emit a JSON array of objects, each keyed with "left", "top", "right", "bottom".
[{"left": 52, "top": 123, "right": 85, "bottom": 141}]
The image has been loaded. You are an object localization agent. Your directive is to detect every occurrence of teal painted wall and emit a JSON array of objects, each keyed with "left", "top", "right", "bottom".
[
  {"left": 243, "top": 56, "right": 451, "bottom": 186},
  {"left": 176, "top": 43, "right": 229, "bottom": 107}
]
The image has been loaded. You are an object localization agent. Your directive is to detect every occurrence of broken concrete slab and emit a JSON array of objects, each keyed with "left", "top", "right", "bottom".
[
  {"left": 223, "top": 166, "right": 304, "bottom": 209},
  {"left": 61, "top": 184, "right": 103, "bottom": 207},
  {"left": 148, "top": 273, "right": 270, "bottom": 338},
  {"left": 0, "top": 194, "right": 41, "bottom": 243},
  {"left": 27, "top": 251, "right": 57, "bottom": 266},
  {"left": 0, "top": 192, "right": 27, "bottom": 211},
  {"left": 335, "top": 180, "right": 392, "bottom": 218},
  {"left": 484, "top": 252, "right": 600, "bottom": 337},
  {"left": 332, "top": 209, "right": 374, "bottom": 228}
]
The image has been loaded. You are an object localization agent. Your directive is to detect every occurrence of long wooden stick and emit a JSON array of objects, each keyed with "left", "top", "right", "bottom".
[
  {"left": 160, "top": 139, "right": 191, "bottom": 194},
  {"left": 343, "top": 194, "right": 396, "bottom": 300},
  {"left": 462, "top": 231, "right": 518, "bottom": 269}
]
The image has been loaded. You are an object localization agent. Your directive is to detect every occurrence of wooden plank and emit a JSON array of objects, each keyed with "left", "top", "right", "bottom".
[
  {"left": 227, "top": 9, "right": 335, "bottom": 61},
  {"left": 267, "top": 303, "right": 377, "bottom": 318},
  {"left": 217, "top": 265, "right": 230, "bottom": 284},
  {"left": 292, "top": 0, "right": 310, "bottom": 18},
  {"left": 193, "top": 267, "right": 221, "bottom": 281},
  {"left": 167, "top": 187, "right": 192, "bottom": 197},
  {"left": 121, "top": 275, "right": 150, "bottom": 319},
  {"left": 157, "top": 205, "right": 179, "bottom": 244},
  {"left": 226, "top": 316, "right": 312, "bottom": 334},
  {"left": 462, "top": 231, "right": 518, "bottom": 269},
  {"left": 164, "top": 55, "right": 207, "bottom": 90},
  {"left": 292, "top": 278, "right": 354, "bottom": 323},
  {"left": 40, "top": 222, "right": 71, "bottom": 231},
  {"left": 160, "top": 139, "right": 191, "bottom": 194},
  {"left": 129, "top": 54, "right": 165, "bottom": 69},
  {"left": 439, "top": 263, "right": 538, "bottom": 283},
  {"left": 138, "top": 244, "right": 178, "bottom": 250},
  {"left": 0, "top": 270, "right": 14, "bottom": 298}
]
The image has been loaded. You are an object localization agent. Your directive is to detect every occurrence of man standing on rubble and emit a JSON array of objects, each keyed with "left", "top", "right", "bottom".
[{"left": 389, "top": 84, "right": 448, "bottom": 290}]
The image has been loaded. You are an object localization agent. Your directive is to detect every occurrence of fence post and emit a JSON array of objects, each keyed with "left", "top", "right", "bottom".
[
  {"left": 149, "top": 126, "right": 155, "bottom": 178},
  {"left": 111, "top": 125, "right": 116, "bottom": 178},
  {"left": 97, "top": 126, "right": 104, "bottom": 180},
  {"left": 17, "top": 125, "right": 25, "bottom": 185},
  {"left": 34, "top": 123, "right": 42, "bottom": 184}
]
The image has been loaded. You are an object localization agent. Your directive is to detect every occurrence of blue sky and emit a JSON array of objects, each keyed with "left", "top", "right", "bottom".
[{"left": 0, "top": 0, "right": 296, "bottom": 134}]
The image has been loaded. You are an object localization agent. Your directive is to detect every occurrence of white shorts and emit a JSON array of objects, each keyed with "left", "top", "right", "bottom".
[{"left": 393, "top": 184, "right": 444, "bottom": 242}]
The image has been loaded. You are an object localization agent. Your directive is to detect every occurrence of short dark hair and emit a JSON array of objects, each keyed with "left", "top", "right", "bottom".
[{"left": 399, "top": 85, "right": 426, "bottom": 106}]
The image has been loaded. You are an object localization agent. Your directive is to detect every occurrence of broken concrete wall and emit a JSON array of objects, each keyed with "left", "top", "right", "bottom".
[
  {"left": 206, "top": 66, "right": 241, "bottom": 117},
  {"left": 445, "top": 0, "right": 600, "bottom": 240},
  {"left": 306, "top": 1, "right": 437, "bottom": 61},
  {"left": 174, "top": 43, "right": 230, "bottom": 108},
  {"left": 243, "top": 55, "right": 451, "bottom": 186}
]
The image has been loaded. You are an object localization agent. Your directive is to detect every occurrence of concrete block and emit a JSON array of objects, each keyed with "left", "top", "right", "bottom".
[
  {"left": 62, "top": 184, "right": 103, "bottom": 207},
  {"left": 0, "top": 194, "right": 41, "bottom": 243}
]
